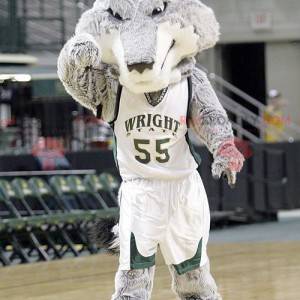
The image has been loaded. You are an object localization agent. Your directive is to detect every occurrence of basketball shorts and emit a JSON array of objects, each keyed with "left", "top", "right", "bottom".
[{"left": 118, "top": 171, "right": 210, "bottom": 275}]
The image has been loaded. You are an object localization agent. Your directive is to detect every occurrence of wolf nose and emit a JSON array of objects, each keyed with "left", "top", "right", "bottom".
[{"left": 127, "top": 63, "right": 154, "bottom": 73}]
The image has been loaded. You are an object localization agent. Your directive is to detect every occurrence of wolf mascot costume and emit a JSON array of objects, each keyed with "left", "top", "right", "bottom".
[{"left": 58, "top": 0, "right": 244, "bottom": 299}]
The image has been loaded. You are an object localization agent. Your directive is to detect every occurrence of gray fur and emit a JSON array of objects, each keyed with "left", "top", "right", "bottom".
[
  {"left": 110, "top": 223, "right": 120, "bottom": 253},
  {"left": 112, "top": 267, "right": 155, "bottom": 300},
  {"left": 111, "top": 263, "right": 221, "bottom": 300},
  {"left": 189, "top": 68, "right": 233, "bottom": 155},
  {"left": 57, "top": 1, "right": 244, "bottom": 299},
  {"left": 58, "top": 0, "right": 220, "bottom": 112},
  {"left": 169, "top": 263, "right": 222, "bottom": 300},
  {"left": 76, "top": 0, "right": 219, "bottom": 61},
  {"left": 57, "top": 0, "right": 242, "bottom": 171},
  {"left": 57, "top": 33, "right": 118, "bottom": 117},
  {"left": 189, "top": 68, "right": 244, "bottom": 185}
]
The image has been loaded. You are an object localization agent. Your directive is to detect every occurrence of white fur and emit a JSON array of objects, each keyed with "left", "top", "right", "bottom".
[
  {"left": 109, "top": 224, "right": 120, "bottom": 252},
  {"left": 99, "top": 30, "right": 119, "bottom": 64},
  {"left": 169, "top": 262, "right": 222, "bottom": 300},
  {"left": 69, "top": 0, "right": 219, "bottom": 94},
  {"left": 93, "top": 0, "right": 109, "bottom": 10},
  {"left": 116, "top": 22, "right": 199, "bottom": 93}
]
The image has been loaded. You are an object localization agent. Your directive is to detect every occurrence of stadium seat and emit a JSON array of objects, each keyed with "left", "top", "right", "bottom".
[
  {"left": 49, "top": 176, "right": 89, "bottom": 211},
  {"left": 0, "top": 180, "right": 50, "bottom": 263},
  {"left": 0, "top": 175, "right": 120, "bottom": 266},
  {"left": 49, "top": 176, "right": 108, "bottom": 255},
  {"left": 97, "top": 173, "right": 120, "bottom": 207},
  {"left": 28, "top": 177, "right": 87, "bottom": 226},
  {"left": 0, "top": 200, "right": 27, "bottom": 267},
  {"left": 1, "top": 179, "right": 87, "bottom": 262},
  {"left": 84, "top": 174, "right": 111, "bottom": 209},
  {"left": 29, "top": 177, "right": 66, "bottom": 213},
  {"left": 12, "top": 178, "right": 48, "bottom": 216},
  {"left": 0, "top": 188, "right": 16, "bottom": 219},
  {"left": 67, "top": 175, "right": 105, "bottom": 210},
  {"left": 0, "top": 244, "right": 9, "bottom": 266},
  {"left": 0, "top": 180, "right": 31, "bottom": 217},
  {"left": 0, "top": 181, "right": 28, "bottom": 232}
]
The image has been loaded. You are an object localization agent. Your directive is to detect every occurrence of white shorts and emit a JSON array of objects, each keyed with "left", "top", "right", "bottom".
[{"left": 118, "top": 171, "right": 210, "bottom": 275}]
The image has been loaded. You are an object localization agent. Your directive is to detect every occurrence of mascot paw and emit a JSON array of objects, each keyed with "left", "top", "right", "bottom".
[
  {"left": 212, "top": 141, "right": 244, "bottom": 188},
  {"left": 69, "top": 34, "right": 102, "bottom": 68}
]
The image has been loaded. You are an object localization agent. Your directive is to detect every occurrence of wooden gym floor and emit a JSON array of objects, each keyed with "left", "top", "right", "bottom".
[{"left": 1, "top": 220, "right": 300, "bottom": 300}]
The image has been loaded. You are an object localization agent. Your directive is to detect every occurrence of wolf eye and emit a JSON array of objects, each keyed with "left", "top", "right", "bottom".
[
  {"left": 152, "top": 2, "right": 167, "bottom": 16},
  {"left": 107, "top": 8, "right": 123, "bottom": 21}
]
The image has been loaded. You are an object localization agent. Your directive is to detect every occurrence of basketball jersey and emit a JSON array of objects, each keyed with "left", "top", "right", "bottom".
[{"left": 110, "top": 78, "right": 200, "bottom": 181}]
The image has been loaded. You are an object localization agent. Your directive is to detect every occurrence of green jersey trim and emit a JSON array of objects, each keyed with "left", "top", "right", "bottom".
[
  {"left": 109, "top": 84, "right": 123, "bottom": 171},
  {"left": 130, "top": 233, "right": 156, "bottom": 269},
  {"left": 109, "top": 84, "right": 123, "bottom": 126},
  {"left": 186, "top": 77, "right": 202, "bottom": 166}
]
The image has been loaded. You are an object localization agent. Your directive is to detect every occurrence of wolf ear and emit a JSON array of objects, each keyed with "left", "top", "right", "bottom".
[
  {"left": 75, "top": 1, "right": 108, "bottom": 37},
  {"left": 181, "top": 0, "right": 220, "bottom": 52}
]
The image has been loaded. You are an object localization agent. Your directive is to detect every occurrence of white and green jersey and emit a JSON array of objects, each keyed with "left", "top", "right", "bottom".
[{"left": 110, "top": 78, "right": 199, "bottom": 181}]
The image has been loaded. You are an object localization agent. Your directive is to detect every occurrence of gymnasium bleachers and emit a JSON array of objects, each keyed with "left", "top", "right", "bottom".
[{"left": 0, "top": 173, "right": 120, "bottom": 266}]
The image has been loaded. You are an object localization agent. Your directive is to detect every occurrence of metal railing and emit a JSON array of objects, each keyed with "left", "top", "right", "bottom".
[{"left": 207, "top": 72, "right": 300, "bottom": 143}]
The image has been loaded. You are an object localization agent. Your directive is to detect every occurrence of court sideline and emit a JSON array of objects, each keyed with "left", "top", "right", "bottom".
[{"left": 1, "top": 219, "right": 300, "bottom": 300}]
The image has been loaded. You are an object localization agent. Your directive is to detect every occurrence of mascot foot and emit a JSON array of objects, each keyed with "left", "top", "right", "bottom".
[
  {"left": 169, "top": 262, "right": 222, "bottom": 300},
  {"left": 111, "top": 267, "right": 155, "bottom": 300}
]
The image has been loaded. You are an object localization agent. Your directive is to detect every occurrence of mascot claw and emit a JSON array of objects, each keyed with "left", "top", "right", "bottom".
[{"left": 69, "top": 35, "right": 102, "bottom": 68}]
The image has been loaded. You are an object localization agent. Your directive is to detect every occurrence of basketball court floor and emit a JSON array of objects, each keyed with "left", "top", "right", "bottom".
[{"left": 1, "top": 218, "right": 300, "bottom": 300}]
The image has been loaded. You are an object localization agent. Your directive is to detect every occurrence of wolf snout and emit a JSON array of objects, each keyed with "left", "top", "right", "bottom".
[{"left": 127, "top": 62, "right": 154, "bottom": 74}]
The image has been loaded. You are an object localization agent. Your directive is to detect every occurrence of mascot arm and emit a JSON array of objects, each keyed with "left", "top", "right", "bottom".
[
  {"left": 58, "top": 5, "right": 120, "bottom": 121},
  {"left": 57, "top": 8, "right": 119, "bottom": 121},
  {"left": 190, "top": 67, "right": 244, "bottom": 186},
  {"left": 57, "top": 33, "right": 110, "bottom": 117}
]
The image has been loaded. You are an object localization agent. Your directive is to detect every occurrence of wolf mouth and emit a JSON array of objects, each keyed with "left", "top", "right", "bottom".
[
  {"left": 129, "top": 39, "right": 176, "bottom": 85},
  {"left": 128, "top": 38, "right": 176, "bottom": 76},
  {"left": 161, "top": 39, "right": 176, "bottom": 71}
]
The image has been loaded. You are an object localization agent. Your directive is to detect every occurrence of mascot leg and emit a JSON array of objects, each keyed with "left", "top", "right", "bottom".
[
  {"left": 111, "top": 267, "right": 155, "bottom": 300},
  {"left": 168, "top": 262, "right": 222, "bottom": 300}
]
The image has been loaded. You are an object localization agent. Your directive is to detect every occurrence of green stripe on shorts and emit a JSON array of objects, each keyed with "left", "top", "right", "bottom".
[
  {"left": 173, "top": 238, "right": 203, "bottom": 275},
  {"left": 130, "top": 233, "right": 156, "bottom": 269}
]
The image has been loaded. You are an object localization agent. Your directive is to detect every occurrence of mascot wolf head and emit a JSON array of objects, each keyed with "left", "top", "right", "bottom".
[{"left": 76, "top": 0, "right": 219, "bottom": 93}]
